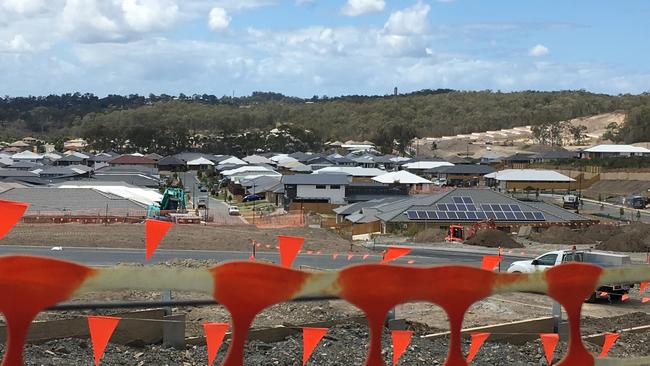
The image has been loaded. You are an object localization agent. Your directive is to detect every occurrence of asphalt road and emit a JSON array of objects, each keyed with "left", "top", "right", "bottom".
[{"left": 0, "top": 245, "right": 526, "bottom": 269}]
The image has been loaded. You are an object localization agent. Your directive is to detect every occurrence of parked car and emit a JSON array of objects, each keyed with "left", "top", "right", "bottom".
[
  {"left": 433, "top": 178, "right": 447, "bottom": 186},
  {"left": 197, "top": 198, "right": 207, "bottom": 209},
  {"left": 198, "top": 185, "right": 208, "bottom": 193},
  {"left": 228, "top": 206, "right": 240, "bottom": 216},
  {"left": 507, "top": 249, "right": 633, "bottom": 302},
  {"left": 243, "top": 194, "right": 264, "bottom": 202}
]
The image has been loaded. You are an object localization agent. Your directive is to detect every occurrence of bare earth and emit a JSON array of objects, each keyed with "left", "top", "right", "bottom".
[{"left": 1, "top": 223, "right": 361, "bottom": 253}]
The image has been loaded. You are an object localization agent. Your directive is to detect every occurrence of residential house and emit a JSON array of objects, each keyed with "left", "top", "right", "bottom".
[
  {"left": 157, "top": 155, "right": 187, "bottom": 173},
  {"left": 425, "top": 165, "right": 496, "bottom": 187},
  {"left": 108, "top": 155, "right": 157, "bottom": 169},
  {"left": 282, "top": 174, "right": 351, "bottom": 212},
  {"left": 484, "top": 169, "right": 575, "bottom": 191},
  {"left": 313, "top": 166, "right": 385, "bottom": 183},
  {"left": 580, "top": 144, "right": 650, "bottom": 159},
  {"left": 11, "top": 151, "right": 44, "bottom": 164}
]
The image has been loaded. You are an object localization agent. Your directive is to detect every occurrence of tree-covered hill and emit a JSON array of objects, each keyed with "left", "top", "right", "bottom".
[{"left": 1, "top": 90, "right": 649, "bottom": 155}]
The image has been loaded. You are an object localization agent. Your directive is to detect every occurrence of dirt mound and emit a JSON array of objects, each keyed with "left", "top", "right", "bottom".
[
  {"left": 465, "top": 229, "right": 523, "bottom": 248},
  {"left": 412, "top": 228, "right": 447, "bottom": 243},
  {"left": 530, "top": 224, "right": 622, "bottom": 245},
  {"left": 596, "top": 223, "right": 650, "bottom": 252}
]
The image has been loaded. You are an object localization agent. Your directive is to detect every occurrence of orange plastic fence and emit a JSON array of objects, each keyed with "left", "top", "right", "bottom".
[{"left": 1, "top": 255, "right": 646, "bottom": 366}]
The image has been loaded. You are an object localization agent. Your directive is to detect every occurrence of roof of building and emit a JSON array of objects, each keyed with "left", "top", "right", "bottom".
[
  {"left": 282, "top": 174, "right": 350, "bottom": 185},
  {"left": 484, "top": 169, "right": 575, "bottom": 182},
  {"left": 402, "top": 161, "right": 454, "bottom": 170},
  {"left": 372, "top": 171, "right": 431, "bottom": 184},
  {"left": 55, "top": 183, "right": 162, "bottom": 206},
  {"left": 222, "top": 165, "right": 275, "bottom": 176},
  {"left": 218, "top": 156, "right": 247, "bottom": 165},
  {"left": 428, "top": 164, "right": 497, "bottom": 175},
  {"left": 583, "top": 144, "right": 650, "bottom": 153},
  {"left": 243, "top": 155, "right": 276, "bottom": 165},
  {"left": 187, "top": 157, "right": 216, "bottom": 166},
  {"left": 313, "top": 166, "right": 386, "bottom": 177},
  {"left": 502, "top": 153, "right": 536, "bottom": 162},
  {"left": 109, "top": 155, "right": 157, "bottom": 165},
  {"left": 0, "top": 187, "right": 148, "bottom": 212},
  {"left": 144, "top": 153, "right": 163, "bottom": 161},
  {"left": 8, "top": 161, "right": 41, "bottom": 169},
  {"left": 533, "top": 151, "right": 580, "bottom": 160},
  {"left": 56, "top": 154, "right": 85, "bottom": 163},
  {"left": 11, "top": 151, "right": 43, "bottom": 160},
  {"left": 157, "top": 155, "right": 186, "bottom": 166},
  {"left": 357, "top": 188, "right": 591, "bottom": 224}
]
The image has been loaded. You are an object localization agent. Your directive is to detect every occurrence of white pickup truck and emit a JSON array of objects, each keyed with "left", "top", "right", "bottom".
[{"left": 507, "top": 249, "right": 634, "bottom": 302}]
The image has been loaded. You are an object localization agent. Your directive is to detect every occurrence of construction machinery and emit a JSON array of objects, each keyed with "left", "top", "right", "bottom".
[
  {"left": 147, "top": 188, "right": 187, "bottom": 218},
  {"left": 445, "top": 219, "right": 496, "bottom": 242}
]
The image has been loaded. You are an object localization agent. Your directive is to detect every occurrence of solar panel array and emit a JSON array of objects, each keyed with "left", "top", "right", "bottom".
[{"left": 405, "top": 196, "right": 546, "bottom": 222}]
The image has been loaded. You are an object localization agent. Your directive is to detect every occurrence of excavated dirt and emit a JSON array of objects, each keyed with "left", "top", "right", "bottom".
[
  {"left": 596, "top": 223, "right": 650, "bottom": 252},
  {"left": 1, "top": 223, "right": 361, "bottom": 253},
  {"left": 412, "top": 228, "right": 447, "bottom": 243},
  {"left": 531, "top": 224, "right": 622, "bottom": 245},
  {"left": 465, "top": 229, "right": 523, "bottom": 248}
]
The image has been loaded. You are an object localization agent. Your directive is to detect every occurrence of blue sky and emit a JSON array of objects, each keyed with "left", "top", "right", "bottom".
[{"left": 1, "top": 0, "right": 649, "bottom": 97}]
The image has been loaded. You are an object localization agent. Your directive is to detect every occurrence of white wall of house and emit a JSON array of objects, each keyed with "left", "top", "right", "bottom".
[{"left": 296, "top": 184, "right": 346, "bottom": 204}]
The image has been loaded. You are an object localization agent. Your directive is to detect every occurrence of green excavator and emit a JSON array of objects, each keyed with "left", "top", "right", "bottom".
[{"left": 147, "top": 188, "right": 187, "bottom": 219}]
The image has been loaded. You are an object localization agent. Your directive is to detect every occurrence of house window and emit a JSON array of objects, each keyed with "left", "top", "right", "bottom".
[
  {"left": 316, "top": 185, "right": 327, "bottom": 189},
  {"left": 330, "top": 185, "right": 340, "bottom": 189}
]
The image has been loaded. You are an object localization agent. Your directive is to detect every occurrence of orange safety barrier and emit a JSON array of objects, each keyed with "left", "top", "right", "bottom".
[{"left": 2, "top": 256, "right": 650, "bottom": 366}]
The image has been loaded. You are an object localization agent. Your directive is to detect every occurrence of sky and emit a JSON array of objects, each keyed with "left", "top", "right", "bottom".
[{"left": 1, "top": 0, "right": 649, "bottom": 97}]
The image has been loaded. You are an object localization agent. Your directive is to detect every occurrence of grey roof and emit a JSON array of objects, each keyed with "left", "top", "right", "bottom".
[
  {"left": 38, "top": 166, "right": 89, "bottom": 177},
  {"left": 0, "top": 187, "right": 146, "bottom": 212},
  {"left": 282, "top": 174, "right": 350, "bottom": 185},
  {"left": 144, "top": 153, "right": 163, "bottom": 161},
  {"left": 9, "top": 161, "right": 41, "bottom": 169},
  {"left": 503, "top": 153, "right": 536, "bottom": 162},
  {"left": 158, "top": 155, "right": 186, "bottom": 166},
  {"left": 334, "top": 196, "right": 405, "bottom": 215},
  {"left": 356, "top": 188, "right": 591, "bottom": 223},
  {"left": 56, "top": 154, "right": 85, "bottom": 163},
  {"left": 92, "top": 173, "right": 160, "bottom": 187},
  {"left": 0, "top": 169, "right": 40, "bottom": 177}
]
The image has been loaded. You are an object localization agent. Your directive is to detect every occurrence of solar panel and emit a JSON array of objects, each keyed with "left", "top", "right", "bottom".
[
  {"left": 457, "top": 204, "right": 467, "bottom": 211},
  {"left": 500, "top": 204, "right": 511, "bottom": 212},
  {"left": 467, "top": 212, "right": 478, "bottom": 220},
  {"left": 447, "top": 212, "right": 458, "bottom": 219},
  {"left": 481, "top": 204, "right": 492, "bottom": 211},
  {"left": 486, "top": 212, "right": 497, "bottom": 219},
  {"left": 476, "top": 212, "right": 487, "bottom": 220},
  {"left": 504, "top": 212, "right": 516, "bottom": 220},
  {"left": 462, "top": 197, "right": 473, "bottom": 204},
  {"left": 447, "top": 204, "right": 458, "bottom": 211},
  {"left": 533, "top": 212, "right": 545, "bottom": 221},
  {"left": 523, "top": 212, "right": 535, "bottom": 220},
  {"left": 427, "top": 211, "right": 438, "bottom": 220},
  {"left": 437, "top": 204, "right": 447, "bottom": 211},
  {"left": 491, "top": 204, "right": 502, "bottom": 211},
  {"left": 510, "top": 204, "right": 522, "bottom": 211},
  {"left": 406, "top": 211, "right": 418, "bottom": 219},
  {"left": 416, "top": 211, "right": 427, "bottom": 219},
  {"left": 514, "top": 212, "right": 525, "bottom": 220},
  {"left": 437, "top": 211, "right": 448, "bottom": 219},
  {"left": 456, "top": 212, "right": 468, "bottom": 220},
  {"left": 466, "top": 204, "right": 477, "bottom": 211},
  {"left": 453, "top": 197, "right": 464, "bottom": 204},
  {"left": 495, "top": 212, "right": 506, "bottom": 220}
]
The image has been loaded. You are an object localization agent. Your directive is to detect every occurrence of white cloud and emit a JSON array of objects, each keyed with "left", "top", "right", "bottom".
[
  {"left": 341, "top": 0, "right": 385, "bottom": 16},
  {"left": 0, "top": 34, "right": 34, "bottom": 52},
  {"left": 60, "top": 0, "right": 180, "bottom": 43},
  {"left": 121, "top": 0, "right": 179, "bottom": 33},
  {"left": 384, "top": 1, "right": 430, "bottom": 35},
  {"left": 528, "top": 44, "right": 549, "bottom": 57},
  {"left": 1, "top": 0, "right": 48, "bottom": 16},
  {"left": 208, "top": 7, "right": 231, "bottom": 30}
]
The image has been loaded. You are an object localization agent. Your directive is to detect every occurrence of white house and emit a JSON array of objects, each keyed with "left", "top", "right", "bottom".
[
  {"left": 11, "top": 151, "right": 44, "bottom": 163},
  {"left": 282, "top": 174, "right": 350, "bottom": 205},
  {"left": 372, "top": 171, "right": 432, "bottom": 190},
  {"left": 581, "top": 144, "right": 650, "bottom": 159}
]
